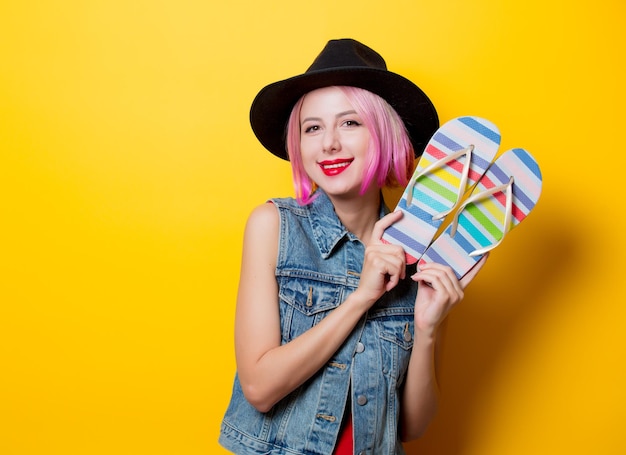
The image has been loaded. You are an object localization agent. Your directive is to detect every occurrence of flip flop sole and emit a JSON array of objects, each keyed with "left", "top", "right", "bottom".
[
  {"left": 382, "top": 116, "right": 501, "bottom": 264},
  {"left": 418, "top": 148, "right": 543, "bottom": 278}
]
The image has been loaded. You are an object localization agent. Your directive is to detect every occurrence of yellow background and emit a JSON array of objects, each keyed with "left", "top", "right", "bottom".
[{"left": 1, "top": 1, "right": 624, "bottom": 454}]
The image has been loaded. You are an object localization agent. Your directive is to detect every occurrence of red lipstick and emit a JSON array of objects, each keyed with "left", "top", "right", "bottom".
[{"left": 318, "top": 158, "right": 353, "bottom": 176}]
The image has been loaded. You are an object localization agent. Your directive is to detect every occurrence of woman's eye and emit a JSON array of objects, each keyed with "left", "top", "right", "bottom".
[
  {"left": 343, "top": 120, "right": 361, "bottom": 127},
  {"left": 303, "top": 125, "right": 319, "bottom": 133}
]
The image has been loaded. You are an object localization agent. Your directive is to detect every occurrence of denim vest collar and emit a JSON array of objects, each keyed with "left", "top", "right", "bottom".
[{"left": 308, "top": 189, "right": 388, "bottom": 259}]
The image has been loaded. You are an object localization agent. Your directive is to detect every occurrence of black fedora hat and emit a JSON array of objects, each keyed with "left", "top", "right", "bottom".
[{"left": 250, "top": 38, "right": 439, "bottom": 160}]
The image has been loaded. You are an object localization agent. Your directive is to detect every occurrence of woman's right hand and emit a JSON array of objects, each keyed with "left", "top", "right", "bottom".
[{"left": 353, "top": 210, "right": 407, "bottom": 306}]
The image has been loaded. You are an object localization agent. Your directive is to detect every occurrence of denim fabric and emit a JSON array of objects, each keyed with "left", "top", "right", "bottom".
[{"left": 219, "top": 190, "right": 417, "bottom": 455}]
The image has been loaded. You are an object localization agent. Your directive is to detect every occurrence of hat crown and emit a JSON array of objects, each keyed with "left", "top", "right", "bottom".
[
  {"left": 306, "top": 39, "right": 387, "bottom": 73},
  {"left": 250, "top": 38, "right": 438, "bottom": 160}
]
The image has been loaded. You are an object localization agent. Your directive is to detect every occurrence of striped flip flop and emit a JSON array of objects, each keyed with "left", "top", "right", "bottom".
[
  {"left": 418, "top": 148, "right": 543, "bottom": 279},
  {"left": 382, "top": 116, "right": 501, "bottom": 264}
]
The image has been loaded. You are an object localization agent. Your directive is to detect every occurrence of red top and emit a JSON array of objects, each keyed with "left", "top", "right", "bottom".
[{"left": 334, "top": 414, "right": 353, "bottom": 455}]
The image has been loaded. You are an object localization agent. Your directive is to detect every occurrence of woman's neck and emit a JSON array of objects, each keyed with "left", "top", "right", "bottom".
[{"left": 328, "top": 189, "right": 381, "bottom": 245}]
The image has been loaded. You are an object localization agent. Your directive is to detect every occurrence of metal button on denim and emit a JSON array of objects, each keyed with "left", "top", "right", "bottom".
[
  {"left": 357, "top": 395, "right": 367, "bottom": 406},
  {"left": 355, "top": 342, "right": 365, "bottom": 353}
]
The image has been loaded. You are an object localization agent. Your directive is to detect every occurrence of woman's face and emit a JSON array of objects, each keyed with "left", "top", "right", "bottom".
[{"left": 299, "top": 86, "right": 371, "bottom": 199}]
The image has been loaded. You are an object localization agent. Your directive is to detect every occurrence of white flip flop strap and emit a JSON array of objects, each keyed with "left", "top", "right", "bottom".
[
  {"left": 449, "top": 176, "right": 515, "bottom": 257},
  {"left": 406, "top": 145, "right": 474, "bottom": 222}
]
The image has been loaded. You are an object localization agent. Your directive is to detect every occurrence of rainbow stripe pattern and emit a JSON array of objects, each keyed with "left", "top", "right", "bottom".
[
  {"left": 382, "top": 116, "right": 501, "bottom": 264},
  {"left": 419, "top": 148, "right": 543, "bottom": 278}
]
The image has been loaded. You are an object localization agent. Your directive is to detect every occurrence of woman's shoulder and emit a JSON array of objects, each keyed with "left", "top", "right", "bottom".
[
  {"left": 242, "top": 203, "right": 280, "bottom": 258},
  {"left": 246, "top": 201, "right": 280, "bottom": 231},
  {"left": 245, "top": 197, "right": 312, "bottom": 239},
  {"left": 246, "top": 197, "right": 316, "bottom": 233}
]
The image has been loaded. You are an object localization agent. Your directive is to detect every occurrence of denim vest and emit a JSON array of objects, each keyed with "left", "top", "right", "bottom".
[{"left": 219, "top": 190, "right": 417, "bottom": 455}]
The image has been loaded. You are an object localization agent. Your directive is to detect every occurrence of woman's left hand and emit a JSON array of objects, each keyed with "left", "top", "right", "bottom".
[{"left": 410, "top": 255, "right": 488, "bottom": 337}]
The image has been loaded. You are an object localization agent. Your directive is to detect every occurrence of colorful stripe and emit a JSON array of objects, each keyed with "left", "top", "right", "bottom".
[
  {"left": 458, "top": 116, "right": 502, "bottom": 143},
  {"left": 382, "top": 116, "right": 500, "bottom": 264},
  {"left": 419, "top": 148, "right": 543, "bottom": 278}
]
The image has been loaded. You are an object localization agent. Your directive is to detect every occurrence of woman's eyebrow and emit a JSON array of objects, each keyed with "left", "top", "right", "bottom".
[
  {"left": 300, "top": 116, "right": 322, "bottom": 124},
  {"left": 336, "top": 110, "right": 358, "bottom": 117},
  {"left": 301, "top": 110, "right": 358, "bottom": 124}
]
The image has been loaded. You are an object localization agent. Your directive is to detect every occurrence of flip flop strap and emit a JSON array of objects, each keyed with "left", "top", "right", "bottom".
[
  {"left": 406, "top": 145, "right": 474, "bottom": 222},
  {"left": 449, "top": 175, "right": 515, "bottom": 257}
]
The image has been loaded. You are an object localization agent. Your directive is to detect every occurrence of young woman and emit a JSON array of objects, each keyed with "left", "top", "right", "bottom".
[{"left": 219, "top": 38, "right": 486, "bottom": 455}]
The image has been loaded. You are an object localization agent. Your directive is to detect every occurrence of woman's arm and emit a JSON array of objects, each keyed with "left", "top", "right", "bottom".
[
  {"left": 399, "top": 257, "right": 487, "bottom": 441},
  {"left": 234, "top": 205, "right": 406, "bottom": 413}
]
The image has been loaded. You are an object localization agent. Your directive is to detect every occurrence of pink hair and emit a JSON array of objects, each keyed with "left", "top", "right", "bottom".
[{"left": 285, "top": 86, "right": 415, "bottom": 205}]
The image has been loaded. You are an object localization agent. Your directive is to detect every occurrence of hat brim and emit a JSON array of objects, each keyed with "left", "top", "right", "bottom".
[{"left": 250, "top": 66, "right": 439, "bottom": 160}]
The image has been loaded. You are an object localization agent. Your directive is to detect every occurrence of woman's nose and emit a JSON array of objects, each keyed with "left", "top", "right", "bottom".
[{"left": 322, "top": 128, "right": 340, "bottom": 153}]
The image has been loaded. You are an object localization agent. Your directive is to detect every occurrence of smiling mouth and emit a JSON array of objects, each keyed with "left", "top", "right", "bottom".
[{"left": 319, "top": 159, "right": 353, "bottom": 176}]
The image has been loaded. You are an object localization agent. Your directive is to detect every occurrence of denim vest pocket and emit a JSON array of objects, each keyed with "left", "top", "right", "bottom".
[
  {"left": 376, "top": 313, "right": 415, "bottom": 381},
  {"left": 278, "top": 275, "right": 343, "bottom": 343}
]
